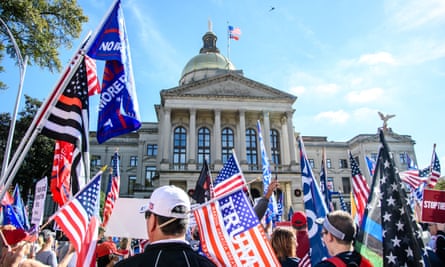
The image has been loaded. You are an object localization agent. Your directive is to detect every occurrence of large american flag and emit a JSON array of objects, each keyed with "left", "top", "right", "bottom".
[
  {"left": 53, "top": 171, "right": 102, "bottom": 267},
  {"left": 194, "top": 191, "right": 280, "bottom": 266},
  {"left": 213, "top": 154, "right": 245, "bottom": 197},
  {"left": 102, "top": 151, "right": 120, "bottom": 227},
  {"left": 349, "top": 151, "right": 370, "bottom": 225}
]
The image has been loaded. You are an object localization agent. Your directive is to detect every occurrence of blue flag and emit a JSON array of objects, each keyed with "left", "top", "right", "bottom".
[
  {"left": 12, "top": 184, "right": 30, "bottom": 230},
  {"left": 2, "top": 204, "right": 24, "bottom": 229},
  {"left": 298, "top": 136, "right": 329, "bottom": 265},
  {"left": 257, "top": 121, "right": 277, "bottom": 217},
  {"left": 87, "top": 0, "right": 141, "bottom": 143}
]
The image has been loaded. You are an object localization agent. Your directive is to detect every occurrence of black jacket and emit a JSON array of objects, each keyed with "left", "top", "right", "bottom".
[{"left": 115, "top": 241, "right": 216, "bottom": 267}]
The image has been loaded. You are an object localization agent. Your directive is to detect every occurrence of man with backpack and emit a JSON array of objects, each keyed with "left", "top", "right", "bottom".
[{"left": 314, "top": 210, "right": 372, "bottom": 267}]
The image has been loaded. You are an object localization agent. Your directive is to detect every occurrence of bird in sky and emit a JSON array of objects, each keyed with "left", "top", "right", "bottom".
[{"left": 269, "top": 6, "right": 275, "bottom": 12}]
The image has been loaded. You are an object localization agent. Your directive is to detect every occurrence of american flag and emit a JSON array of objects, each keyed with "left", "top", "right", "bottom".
[
  {"left": 41, "top": 57, "right": 94, "bottom": 194},
  {"left": 349, "top": 151, "right": 370, "bottom": 226},
  {"left": 213, "top": 154, "right": 245, "bottom": 197},
  {"left": 400, "top": 167, "right": 429, "bottom": 189},
  {"left": 193, "top": 190, "right": 280, "bottom": 266},
  {"left": 376, "top": 130, "right": 428, "bottom": 266},
  {"left": 428, "top": 150, "right": 441, "bottom": 188},
  {"left": 102, "top": 151, "right": 120, "bottom": 227},
  {"left": 228, "top": 25, "right": 241, "bottom": 40},
  {"left": 53, "top": 171, "right": 102, "bottom": 267}
]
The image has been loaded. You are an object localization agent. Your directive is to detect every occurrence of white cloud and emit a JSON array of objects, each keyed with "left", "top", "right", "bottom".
[
  {"left": 358, "top": 52, "right": 396, "bottom": 65},
  {"left": 314, "top": 83, "right": 340, "bottom": 95},
  {"left": 352, "top": 107, "right": 379, "bottom": 120},
  {"left": 345, "top": 88, "right": 385, "bottom": 104},
  {"left": 314, "top": 110, "right": 350, "bottom": 124},
  {"left": 289, "top": 86, "right": 305, "bottom": 96},
  {"left": 386, "top": 0, "right": 445, "bottom": 31}
]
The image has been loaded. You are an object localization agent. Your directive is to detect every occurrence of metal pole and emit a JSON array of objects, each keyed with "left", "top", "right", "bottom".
[{"left": 0, "top": 17, "right": 28, "bottom": 180}]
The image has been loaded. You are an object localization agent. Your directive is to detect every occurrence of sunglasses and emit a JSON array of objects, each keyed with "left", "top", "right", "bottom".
[{"left": 145, "top": 211, "right": 152, "bottom": 219}]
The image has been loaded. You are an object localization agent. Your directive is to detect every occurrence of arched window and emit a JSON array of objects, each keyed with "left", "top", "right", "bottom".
[
  {"left": 197, "top": 127, "right": 211, "bottom": 164},
  {"left": 173, "top": 126, "right": 187, "bottom": 169},
  {"left": 246, "top": 128, "right": 258, "bottom": 170},
  {"left": 221, "top": 127, "right": 234, "bottom": 163},
  {"left": 270, "top": 129, "right": 281, "bottom": 165}
]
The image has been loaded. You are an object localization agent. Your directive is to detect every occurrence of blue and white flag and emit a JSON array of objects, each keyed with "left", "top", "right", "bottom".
[
  {"left": 13, "top": 184, "right": 30, "bottom": 230},
  {"left": 87, "top": 0, "right": 141, "bottom": 144},
  {"left": 257, "top": 121, "right": 277, "bottom": 216},
  {"left": 298, "top": 136, "right": 329, "bottom": 266},
  {"left": 365, "top": 156, "right": 376, "bottom": 178}
]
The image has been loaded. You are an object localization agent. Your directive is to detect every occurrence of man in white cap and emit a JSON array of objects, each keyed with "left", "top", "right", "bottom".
[{"left": 115, "top": 185, "right": 216, "bottom": 267}]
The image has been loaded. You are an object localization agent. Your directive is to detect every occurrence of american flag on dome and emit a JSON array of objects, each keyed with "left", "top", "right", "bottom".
[
  {"left": 213, "top": 153, "right": 245, "bottom": 197},
  {"left": 228, "top": 25, "right": 241, "bottom": 40}
]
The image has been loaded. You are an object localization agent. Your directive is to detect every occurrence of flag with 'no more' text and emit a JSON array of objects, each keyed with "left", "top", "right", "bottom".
[{"left": 87, "top": 0, "right": 141, "bottom": 144}]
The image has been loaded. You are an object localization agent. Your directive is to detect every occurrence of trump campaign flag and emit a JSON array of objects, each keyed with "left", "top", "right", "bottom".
[
  {"left": 193, "top": 153, "right": 280, "bottom": 266},
  {"left": 87, "top": 0, "right": 141, "bottom": 144},
  {"left": 298, "top": 136, "right": 329, "bottom": 266}
]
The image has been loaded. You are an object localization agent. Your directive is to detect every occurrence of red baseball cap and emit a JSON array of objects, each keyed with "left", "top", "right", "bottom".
[
  {"left": 1, "top": 228, "right": 29, "bottom": 246},
  {"left": 96, "top": 241, "right": 127, "bottom": 258},
  {"left": 291, "top": 211, "right": 307, "bottom": 228}
]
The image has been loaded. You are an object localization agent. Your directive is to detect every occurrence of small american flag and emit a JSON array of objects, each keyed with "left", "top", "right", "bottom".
[
  {"left": 400, "top": 167, "right": 429, "bottom": 189},
  {"left": 349, "top": 151, "right": 370, "bottom": 225},
  {"left": 213, "top": 154, "right": 245, "bottom": 197},
  {"left": 102, "top": 151, "right": 120, "bottom": 227},
  {"left": 53, "top": 171, "right": 102, "bottom": 267},
  {"left": 428, "top": 150, "right": 441, "bottom": 188}
]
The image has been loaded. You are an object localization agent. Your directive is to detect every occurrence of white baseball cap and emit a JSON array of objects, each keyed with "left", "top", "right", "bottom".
[{"left": 139, "top": 185, "right": 190, "bottom": 219}]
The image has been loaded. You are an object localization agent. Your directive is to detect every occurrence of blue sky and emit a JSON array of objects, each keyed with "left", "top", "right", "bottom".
[{"left": 1, "top": 0, "right": 444, "bottom": 168}]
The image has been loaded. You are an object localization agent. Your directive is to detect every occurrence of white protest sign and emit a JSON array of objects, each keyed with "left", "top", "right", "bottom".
[
  {"left": 105, "top": 198, "right": 148, "bottom": 239},
  {"left": 31, "top": 177, "right": 48, "bottom": 226}
]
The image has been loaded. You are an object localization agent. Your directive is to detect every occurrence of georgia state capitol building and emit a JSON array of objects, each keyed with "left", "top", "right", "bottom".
[{"left": 89, "top": 25, "right": 416, "bottom": 215}]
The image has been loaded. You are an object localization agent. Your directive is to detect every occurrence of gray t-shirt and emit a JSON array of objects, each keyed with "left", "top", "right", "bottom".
[{"left": 35, "top": 250, "right": 58, "bottom": 267}]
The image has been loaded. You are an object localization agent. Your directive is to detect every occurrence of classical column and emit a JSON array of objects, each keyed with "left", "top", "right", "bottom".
[
  {"left": 238, "top": 109, "right": 247, "bottom": 164},
  {"left": 188, "top": 109, "right": 196, "bottom": 164},
  {"left": 214, "top": 109, "right": 222, "bottom": 164},
  {"left": 281, "top": 114, "right": 290, "bottom": 166},
  {"left": 161, "top": 108, "right": 171, "bottom": 163},
  {"left": 287, "top": 111, "right": 297, "bottom": 165}
]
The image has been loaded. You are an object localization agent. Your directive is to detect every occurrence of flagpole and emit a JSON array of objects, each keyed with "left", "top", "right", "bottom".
[
  {"left": 0, "top": 33, "right": 91, "bottom": 201},
  {"left": 428, "top": 143, "right": 436, "bottom": 186}
]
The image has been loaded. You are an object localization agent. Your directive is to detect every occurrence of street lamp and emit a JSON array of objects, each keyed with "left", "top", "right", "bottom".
[{"left": 0, "top": 16, "right": 28, "bottom": 182}]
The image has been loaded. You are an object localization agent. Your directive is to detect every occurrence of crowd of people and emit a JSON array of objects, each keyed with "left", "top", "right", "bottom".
[{"left": 1, "top": 183, "right": 444, "bottom": 266}]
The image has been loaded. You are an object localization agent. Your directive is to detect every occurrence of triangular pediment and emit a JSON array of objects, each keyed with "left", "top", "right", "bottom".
[{"left": 161, "top": 72, "right": 296, "bottom": 101}]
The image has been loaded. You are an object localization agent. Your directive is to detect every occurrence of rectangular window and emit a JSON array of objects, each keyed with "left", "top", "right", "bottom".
[
  {"left": 399, "top": 153, "right": 406, "bottom": 164},
  {"left": 342, "top": 177, "right": 351, "bottom": 194},
  {"left": 130, "top": 156, "right": 138, "bottom": 167},
  {"left": 308, "top": 159, "right": 315, "bottom": 169},
  {"left": 147, "top": 144, "right": 158, "bottom": 156},
  {"left": 128, "top": 176, "right": 136, "bottom": 195},
  {"left": 339, "top": 159, "right": 348, "bottom": 169},
  {"left": 326, "top": 159, "right": 332, "bottom": 169},
  {"left": 145, "top": 166, "right": 156, "bottom": 187},
  {"left": 91, "top": 155, "right": 101, "bottom": 166}
]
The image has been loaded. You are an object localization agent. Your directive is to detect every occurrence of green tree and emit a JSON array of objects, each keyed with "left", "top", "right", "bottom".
[
  {"left": 0, "top": 95, "right": 54, "bottom": 201},
  {"left": 0, "top": 0, "right": 88, "bottom": 89},
  {"left": 434, "top": 178, "right": 445, "bottom": 190}
]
